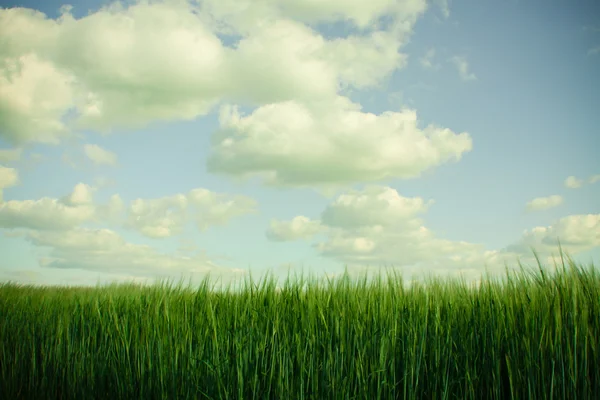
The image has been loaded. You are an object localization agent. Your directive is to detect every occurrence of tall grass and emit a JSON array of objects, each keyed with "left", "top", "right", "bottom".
[{"left": 0, "top": 253, "right": 598, "bottom": 399}]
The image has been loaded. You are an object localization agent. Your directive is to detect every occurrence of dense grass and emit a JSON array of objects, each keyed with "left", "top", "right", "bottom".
[{"left": 1, "top": 253, "right": 599, "bottom": 399}]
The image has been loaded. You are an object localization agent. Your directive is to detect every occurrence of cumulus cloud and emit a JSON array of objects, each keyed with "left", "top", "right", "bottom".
[
  {"left": 25, "top": 227, "right": 246, "bottom": 283},
  {"left": 0, "top": 183, "right": 97, "bottom": 230},
  {"left": 589, "top": 174, "right": 600, "bottom": 184},
  {"left": 127, "top": 194, "right": 189, "bottom": 238},
  {"left": 0, "top": 53, "right": 75, "bottom": 144},
  {"left": 267, "top": 185, "right": 491, "bottom": 274},
  {"left": 450, "top": 56, "right": 477, "bottom": 81},
  {"left": 526, "top": 195, "right": 563, "bottom": 212},
  {"left": 266, "top": 216, "right": 323, "bottom": 241},
  {"left": 321, "top": 185, "right": 433, "bottom": 228},
  {"left": 207, "top": 96, "right": 472, "bottom": 188},
  {"left": 84, "top": 144, "right": 118, "bottom": 166},
  {"left": 564, "top": 175, "right": 583, "bottom": 188},
  {"left": 126, "top": 188, "right": 258, "bottom": 238},
  {"left": 188, "top": 188, "right": 258, "bottom": 230},
  {"left": 267, "top": 185, "right": 598, "bottom": 282},
  {"left": 0, "top": 165, "right": 19, "bottom": 202},
  {"left": 505, "top": 214, "right": 600, "bottom": 256},
  {"left": 0, "top": 0, "right": 426, "bottom": 143}
]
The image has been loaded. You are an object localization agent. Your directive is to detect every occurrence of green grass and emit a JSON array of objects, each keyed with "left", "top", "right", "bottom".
[{"left": 0, "top": 252, "right": 598, "bottom": 399}]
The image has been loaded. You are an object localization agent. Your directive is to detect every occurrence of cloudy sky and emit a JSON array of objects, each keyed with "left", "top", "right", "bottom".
[{"left": 0, "top": 0, "right": 598, "bottom": 290}]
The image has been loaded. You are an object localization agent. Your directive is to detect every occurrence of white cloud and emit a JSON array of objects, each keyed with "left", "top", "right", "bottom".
[
  {"left": 127, "top": 194, "right": 189, "bottom": 238},
  {"left": 0, "top": 195, "right": 96, "bottom": 231},
  {"left": 589, "top": 174, "right": 600, "bottom": 184},
  {"left": 207, "top": 96, "right": 472, "bottom": 188},
  {"left": 266, "top": 216, "right": 323, "bottom": 241},
  {"left": 505, "top": 214, "right": 600, "bottom": 256},
  {"left": 126, "top": 188, "right": 258, "bottom": 238},
  {"left": 0, "top": 148, "right": 23, "bottom": 163},
  {"left": 0, "top": 182, "right": 125, "bottom": 230},
  {"left": 84, "top": 144, "right": 118, "bottom": 166},
  {"left": 526, "top": 195, "right": 563, "bottom": 212},
  {"left": 564, "top": 175, "right": 583, "bottom": 189},
  {"left": 25, "top": 227, "right": 246, "bottom": 284},
  {"left": 199, "top": 0, "right": 427, "bottom": 33},
  {"left": 321, "top": 185, "right": 433, "bottom": 228},
  {"left": 267, "top": 185, "right": 495, "bottom": 276},
  {"left": 0, "top": 0, "right": 427, "bottom": 143},
  {"left": 450, "top": 56, "right": 477, "bottom": 81},
  {"left": 0, "top": 53, "right": 75, "bottom": 144},
  {"left": 188, "top": 188, "right": 258, "bottom": 230},
  {"left": 0, "top": 165, "right": 19, "bottom": 202}
]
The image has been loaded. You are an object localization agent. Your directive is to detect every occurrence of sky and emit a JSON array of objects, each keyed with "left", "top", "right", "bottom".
[{"left": 0, "top": 0, "right": 599, "bottom": 290}]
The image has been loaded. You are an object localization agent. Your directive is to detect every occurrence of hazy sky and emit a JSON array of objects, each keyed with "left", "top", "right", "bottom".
[{"left": 0, "top": 0, "right": 598, "bottom": 289}]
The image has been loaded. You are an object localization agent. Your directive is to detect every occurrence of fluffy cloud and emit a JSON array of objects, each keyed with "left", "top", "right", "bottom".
[
  {"left": 589, "top": 174, "right": 600, "bottom": 184},
  {"left": 207, "top": 96, "right": 472, "bottom": 188},
  {"left": 564, "top": 175, "right": 583, "bottom": 188},
  {"left": 0, "top": 165, "right": 19, "bottom": 202},
  {"left": 450, "top": 56, "right": 477, "bottom": 81},
  {"left": 526, "top": 195, "right": 563, "bottom": 212},
  {"left": 84, "top": 144, "right": 118, "bottom": 166},
  {"left": 198, "top": 0, "right": 426, "bottom": 33},
  {"left": 0, "top": 53, "right": 75, "bottom": 144},
  {"left": 126, "top": 188, "right": 258, "bottom": 238},
  {"left": 321, "top": 185, "right": 433, "bottom": 228},
  {"left": 266, "top": 216, "right": 323, "bottom": 241},
  {"left": 0, "top": 183, "right": 96, "bottom": 230},
  {"left": 266, "top": 185, "right": 596, "bottom": 282},
  {"left": 25, "top": 227, "right": 246, "bottom": 283},
  {"left": 267, "top": 185, "right": 492, "bottom": 274},
  {"left": 127, "top": 194, "right": 189, "bottom": 238},
  {"left": 0, "top": 0, "right": 426, "bottom": 144},
  {"left": 188, "top": 188, "right": 258, "bottom": 230},
  {"left": 505, "top": 214, "right": 600, "bottom": 256}
]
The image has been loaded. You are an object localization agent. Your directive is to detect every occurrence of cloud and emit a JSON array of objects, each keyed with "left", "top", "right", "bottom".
[
  {"left": 84, "top": 144, "right": 118, "bottom": 166},
  {"left": 266, "top": 216, "right": 323, "bottom": 241},
  {"left": 0, "top": 165, "right": 19, "bottom": 202},
  {"left": 207, "top": 96, "right": 472, "bottom": 189},
  {"left": 321, "top": 185, "right": 433, "bottom": 228},
  {"left": 450, "top": 56, "right": 477, "bottom": 81},
  {"left": 0, "top": 148, "right": 23, "bottom": 163},
  {"left": 419, "top": 48, "right": 438, "bottom": 69},
  {"left": 589, "top": 174, "right": 600, "bottom": 184},
  {"left": 505, "top": 214, "right": 600, "bottom": 256},
  {"left": 0, "top": 183, "right": 97, "bottom": 230},
  {"left": 526, "top": 195, "right": 563, "bottom": 212},
  {"left": 199, "top": 0, "right": 427, "bottom": 33},
  {"left": 0, "top": 53, "right": 75, "bottom": 144},
  {"left": 0, "top": 0, "right": 426, "bottom": 144},
  {"left": 126, "top": 188, "right": 258, "bottom": 238},
  {"left": 25, "top": 227, "right": 246, "bottom": 283},
  {"left": 267, "top": 185, "right": 496, "bottom": 277},
  {"left": 564, "top": 175, "right": 583, "bottom": 189},
  {"left": 127, "top": 194, "right": 189, "bottom": 238},
  {"left": 188, "top": 188, "right": 258, "bottom": 231}
]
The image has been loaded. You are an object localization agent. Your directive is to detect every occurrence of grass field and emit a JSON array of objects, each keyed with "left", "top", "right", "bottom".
[{"left": 1, "top": 252, "right": 599, "bottom": 399}]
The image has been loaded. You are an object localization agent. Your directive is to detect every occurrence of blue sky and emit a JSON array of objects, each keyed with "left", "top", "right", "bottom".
[{"left": 0, "top": 0, "right": 598, "bottom": 289}]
